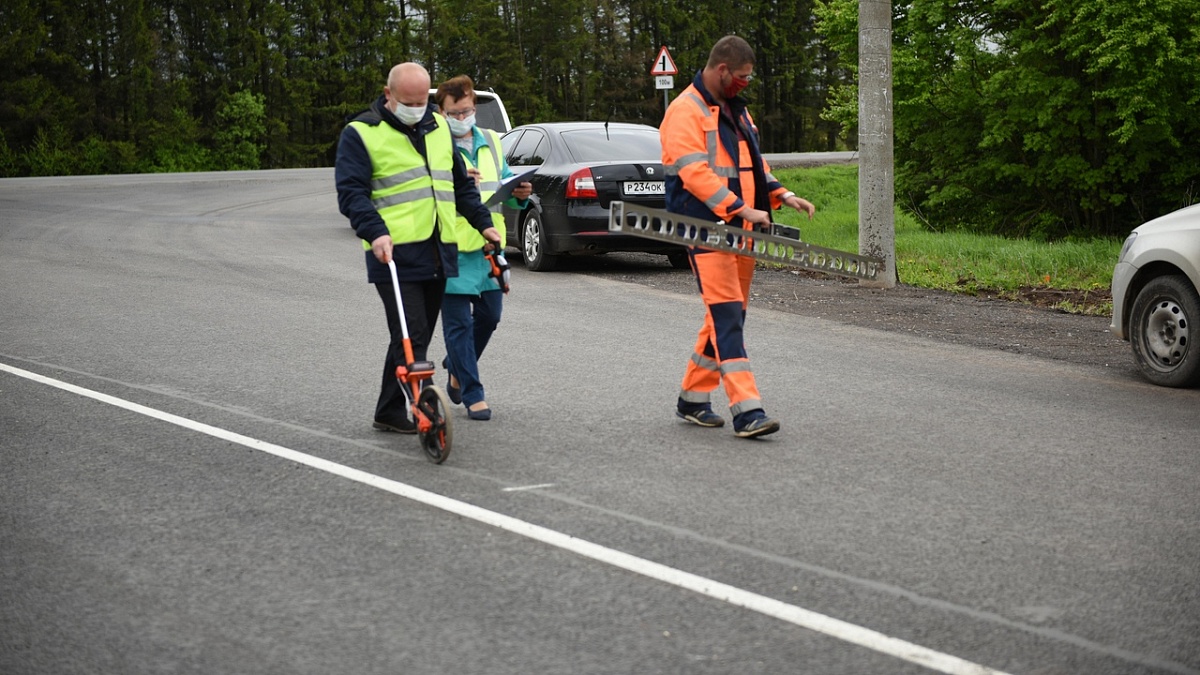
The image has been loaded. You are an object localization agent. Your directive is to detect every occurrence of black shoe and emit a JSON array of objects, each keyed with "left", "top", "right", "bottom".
[
  {"left": 447, "top": 375, "right": 462, "bottom": 405},
  {"left": 675, "top": 406, "right": 725, "bottom": 428},
  {"left": 372, "top": 415, "right": 416, "bottom": 434},
  {"left": 733, "top": 416, "right": 780, "bottom": 439}
]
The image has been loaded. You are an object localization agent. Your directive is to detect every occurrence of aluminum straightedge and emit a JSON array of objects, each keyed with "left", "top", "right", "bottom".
[{"left": 608, "top": 201, "right": 884, "bottom": 281}]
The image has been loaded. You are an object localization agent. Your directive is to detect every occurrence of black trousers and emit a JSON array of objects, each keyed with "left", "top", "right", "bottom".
[{"left": 374, "top": 279, "right": 446, "bottom": 420}]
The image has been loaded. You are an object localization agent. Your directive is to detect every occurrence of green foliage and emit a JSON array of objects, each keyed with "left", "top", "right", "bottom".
[
  {"left": 814, "top": 0, "right": 1200, "bottom": 239},
  {"left": 142, "top": 144, "right": 213, "bottom": 174},
  {"left": 774, "top": 165, "right": 1120, "bottom": 311},
  {"left": 25, "top": 125, "right": 76, "bottom": 176},
  {"left": 0, "top": 131, "right": 17, "bottom": 176},
  {"left": 77, "top": 137, "right": 140, "bottom": 175},
  {"left": 136, "top": 108, "right": 213, "bottom": 174},
  {"left": 213, "top": 90, "right": 267, "bottom": 170},
  {"left": 812, "top": 0, "right": 859, "bottom": 135},
  {"left": 0, "top": 0, "right": 843, "bottom": 176}
]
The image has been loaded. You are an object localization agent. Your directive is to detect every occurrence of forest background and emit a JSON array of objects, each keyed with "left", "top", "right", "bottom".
[{"left": 1, "top": 0, "right": 1197, "bottom": 238}]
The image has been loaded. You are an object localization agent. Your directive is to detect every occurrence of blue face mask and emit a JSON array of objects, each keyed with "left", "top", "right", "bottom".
[{"left": 447, "top": 114, "right": 475, "bottom": 137}]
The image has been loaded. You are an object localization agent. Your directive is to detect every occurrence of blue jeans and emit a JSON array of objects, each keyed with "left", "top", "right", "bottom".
[{"left": 441, "top": 290, "right": 503, "bottom": 406}]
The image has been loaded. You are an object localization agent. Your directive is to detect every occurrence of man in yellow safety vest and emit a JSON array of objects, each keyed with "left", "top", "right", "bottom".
[{"left": 336, "top": 62, "right": 501, "bottom": 434}]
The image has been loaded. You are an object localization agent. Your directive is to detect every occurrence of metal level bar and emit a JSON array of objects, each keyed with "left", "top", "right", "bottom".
[{"left": 608, "top": 201, "right": 884, "bottom": 282}]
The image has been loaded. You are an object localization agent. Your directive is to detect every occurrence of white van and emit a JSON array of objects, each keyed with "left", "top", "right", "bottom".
[{"left": 428, "top": 88, "right": 512, "bottom": 133}]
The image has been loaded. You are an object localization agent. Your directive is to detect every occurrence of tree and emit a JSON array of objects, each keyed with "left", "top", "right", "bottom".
[
  {"left": 816, "top": 0, "right": 1200, "bottom": 238},
  {"left": 744, "top": 0, "right": 813, "bottom": 151},
  {"left": 214, "top": 90, "right": 267, "bottom": 170},
  {"left": 0, "top": 0, "right": 851, "bottom": 175}
]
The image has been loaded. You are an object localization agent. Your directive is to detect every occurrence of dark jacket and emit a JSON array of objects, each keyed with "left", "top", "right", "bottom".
[{"left": 335, "top": 95, "right": 495, "bottom": 284}]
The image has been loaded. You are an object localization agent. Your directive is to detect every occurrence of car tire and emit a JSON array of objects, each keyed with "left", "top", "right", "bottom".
[
  {"left": 666, "top": 249, "right": 691, "bottom": 270},
  {"left": 520, "top": 210, "right": 558, "bottom": 272},
  {"left": 1129, "top": 274, "right": 1200, "bottom": 388}
]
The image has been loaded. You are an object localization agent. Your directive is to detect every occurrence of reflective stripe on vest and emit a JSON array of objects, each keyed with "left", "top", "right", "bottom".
[
  {"left": 351, "top": 115, "right": 458, "bottom": 249},
  {"left": 476, "top": 129, "right": 504, "bottom": 204},
  {"left": 660, "top": 90, "right": 740, "bottom": 214},
  {"left": 455, "top": 128, "right": 506, "bottom": 251},
  {"left": 666, "top": 92, "right": 739, "bottom": 180}
]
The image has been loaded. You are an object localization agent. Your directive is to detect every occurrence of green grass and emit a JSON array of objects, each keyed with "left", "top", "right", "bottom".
[{"left": 771, "top": 165, "right": 1122, "bottom": 315}]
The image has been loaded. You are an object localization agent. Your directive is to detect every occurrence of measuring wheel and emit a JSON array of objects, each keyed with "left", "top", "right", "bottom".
[{"left": 416, "top": 385, "right": 453, "bottom": 464}]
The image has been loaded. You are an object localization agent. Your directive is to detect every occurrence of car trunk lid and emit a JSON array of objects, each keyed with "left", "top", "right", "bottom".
[{"left": 589, "top": 163, "right": 666, "bottom": 209}]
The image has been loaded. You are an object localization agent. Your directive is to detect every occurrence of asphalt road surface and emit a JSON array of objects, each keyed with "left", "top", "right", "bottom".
[{"left": 2, "top": 169, "right": 1198, "bottom": 675}]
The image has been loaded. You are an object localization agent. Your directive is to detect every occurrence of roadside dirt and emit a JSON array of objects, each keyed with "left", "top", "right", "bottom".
[{"left": 548, "top": 252, "right": 1137, "bottom": 379}]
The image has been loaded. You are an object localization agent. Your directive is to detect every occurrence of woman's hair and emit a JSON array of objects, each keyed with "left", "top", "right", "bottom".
[{"left": 435, "top": 75, "right": 476, "bottom": 108}]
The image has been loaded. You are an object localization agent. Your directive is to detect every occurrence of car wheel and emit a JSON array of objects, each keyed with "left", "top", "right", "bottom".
[
  {"left": 521, "top": 211, "right": 558, "bottom": 272},
  {"left": 1129, "top": 274, "right": 1200, "bottom": 388},
  {"left": 666, "top": 249, "right": 691, "bottom": 270}
]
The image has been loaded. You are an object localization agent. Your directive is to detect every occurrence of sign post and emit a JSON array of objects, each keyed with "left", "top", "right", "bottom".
[{"left": 650, "top": 46, "right": 678, "bottom": 112}]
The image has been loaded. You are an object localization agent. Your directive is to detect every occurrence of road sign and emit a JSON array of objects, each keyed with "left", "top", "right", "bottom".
[
  {"left": 655, "top": 75, "right": 674, "bottom": 90},
  {"left": 651, "top": 46, "right": 678, "bottom": 76}
]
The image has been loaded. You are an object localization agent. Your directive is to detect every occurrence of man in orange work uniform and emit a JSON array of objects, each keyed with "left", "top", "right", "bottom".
[{"left": 660, "top": 35, "right": 816, "bottom": 439}]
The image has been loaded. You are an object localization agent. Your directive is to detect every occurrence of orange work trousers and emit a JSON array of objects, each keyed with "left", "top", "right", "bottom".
[{"left": 679, "top": 248, "right": 763, "bottom": 416}]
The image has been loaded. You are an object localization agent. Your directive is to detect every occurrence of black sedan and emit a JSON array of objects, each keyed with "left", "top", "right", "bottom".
[{"left": 499, "top": 122, "right": 687, "bottom": 271}]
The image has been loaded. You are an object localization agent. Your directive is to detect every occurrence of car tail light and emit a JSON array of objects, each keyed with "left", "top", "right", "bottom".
[{"left": 566, "top": 168, "right": 597, "bottom": 199}]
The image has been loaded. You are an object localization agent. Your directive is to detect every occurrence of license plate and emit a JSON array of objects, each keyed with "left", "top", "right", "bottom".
[{"left": 623, "top": 181, "right": 665, "bottom": 196}]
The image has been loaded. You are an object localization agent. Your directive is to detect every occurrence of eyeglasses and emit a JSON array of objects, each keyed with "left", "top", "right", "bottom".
[
  {"left": 443, "top": 107, "right": 476, "bottom": 119},
  {"left": 723, "top": 65, "right": 754, "bottom": 82}
]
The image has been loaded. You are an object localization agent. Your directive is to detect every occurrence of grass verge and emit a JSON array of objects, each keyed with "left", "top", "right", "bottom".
[{"left": 772, "top": 164, "right": 1122, "bottom": 315}]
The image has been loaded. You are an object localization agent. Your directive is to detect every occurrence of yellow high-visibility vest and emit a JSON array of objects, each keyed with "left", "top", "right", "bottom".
[
  {"left": 454, "top": 128, "right": 507, "bottom": 252},
  {"left": 350, "top": 114, "right": 458, "bottom": 249}
]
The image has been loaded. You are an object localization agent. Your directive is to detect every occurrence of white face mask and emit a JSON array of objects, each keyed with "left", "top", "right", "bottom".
[
  {"left": 393, "top": 103, "right": 426, "bottom": 126},
  {"left": 447, "top": 114, "right": 475, "bottom": 137}
]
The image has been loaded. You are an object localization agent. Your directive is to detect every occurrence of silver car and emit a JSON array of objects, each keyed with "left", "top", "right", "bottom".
[{"left": 1110, "top": 203, "right": 1200, "bottom": 387}]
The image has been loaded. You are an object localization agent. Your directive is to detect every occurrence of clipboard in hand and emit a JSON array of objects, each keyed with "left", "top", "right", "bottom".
[{"left": 483, "top": 167, "right": 538, "bottom": 208}]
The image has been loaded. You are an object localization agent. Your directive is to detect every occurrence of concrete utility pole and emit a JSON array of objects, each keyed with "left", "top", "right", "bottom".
[{"left": 858, "top": 0, "right": 897, "bottom": 288}]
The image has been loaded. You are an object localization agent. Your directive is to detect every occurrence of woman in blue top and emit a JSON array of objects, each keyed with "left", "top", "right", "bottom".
[{"left": 434, "top": 75, "right": 532, "bottom": 421}]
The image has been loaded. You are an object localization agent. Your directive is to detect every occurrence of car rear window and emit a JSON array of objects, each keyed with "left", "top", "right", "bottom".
[
  {"left": 473, "top": 97, "right": 507, "bottom": 133},
  {"left": 560, "top": 129, "right": 662, "bottom": 163}
]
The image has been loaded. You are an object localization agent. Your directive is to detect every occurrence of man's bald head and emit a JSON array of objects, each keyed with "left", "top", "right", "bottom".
[{"left": 385, "top": 62, "right": 432, "bottom": 110}]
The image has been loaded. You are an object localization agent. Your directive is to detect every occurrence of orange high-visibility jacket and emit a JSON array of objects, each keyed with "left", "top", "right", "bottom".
[{"left": 660, "top": 75, "right": 789, "bottom": 226}]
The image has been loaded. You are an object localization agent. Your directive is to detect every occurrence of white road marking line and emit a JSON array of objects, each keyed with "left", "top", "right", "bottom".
[
  {"left": 3, "top": 362, "right": 1009, "bottom": 675},
  {"left": 502, "top": 483, "right": 557, "bottom": 492}
]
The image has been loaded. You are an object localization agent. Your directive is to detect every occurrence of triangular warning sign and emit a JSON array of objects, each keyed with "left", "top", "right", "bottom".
[{"left": 651, "top": 46, "right": 678, "bottom": 76}]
